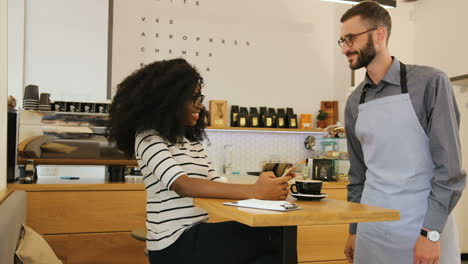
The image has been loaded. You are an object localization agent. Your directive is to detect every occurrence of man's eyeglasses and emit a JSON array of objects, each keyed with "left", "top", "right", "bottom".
[
  {"left": 338, "top": 28, "right": 377, "bottom": 48},
  {"left": 192, "top": 94, "right": 205, "bottom": 106}
]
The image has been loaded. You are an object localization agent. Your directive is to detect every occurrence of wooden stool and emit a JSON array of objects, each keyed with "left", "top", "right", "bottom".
[{"left": 131, "top": 228, "right": 148, "bottom": 255}]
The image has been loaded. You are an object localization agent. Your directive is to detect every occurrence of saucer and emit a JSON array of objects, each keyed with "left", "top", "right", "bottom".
[{"left": 291, "top": 193, "right": 328, "bottom": 201}]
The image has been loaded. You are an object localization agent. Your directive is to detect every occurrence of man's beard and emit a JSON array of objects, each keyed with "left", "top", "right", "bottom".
[{"left": 348, "top": 36, "right": 376, "bottom": 70}]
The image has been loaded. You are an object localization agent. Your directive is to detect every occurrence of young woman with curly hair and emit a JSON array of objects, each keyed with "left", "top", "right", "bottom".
[{"left": 108, "top": 58, "right": 295, "bottom": 264}]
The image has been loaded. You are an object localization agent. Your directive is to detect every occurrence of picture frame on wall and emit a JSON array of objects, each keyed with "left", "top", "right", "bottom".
[
  {"left": 320, "top": 101, "right": 338, "bottom": 127},
  {"left": 209, "top": 100, "right": 228, "bottom": 127}
]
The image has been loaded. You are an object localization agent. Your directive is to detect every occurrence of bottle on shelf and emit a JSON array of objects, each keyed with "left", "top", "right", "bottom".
[
  {"left": 286, "top": 108, "right": 298, "bottom": 128},
  {"left": 276, "top": 108, "right": 286, "bottom": 128},
  {"left": 203, "top": 109, "right": 210, "bottom": 126},
  {"left": 259, "top": 106, "right": 267, "bottom": 127},
  {"left": 238, "top": 107, "right": 249, "bottom": 127},
  {"left": 223, "top": 144, "right": 233, "bottom": 174},
  {"left": 249, "top": 107, "right": 260, "bottom": 127},
  {"left": 231, "top": 105, "right": 239, "bottom": 127},
  {"left": 267, "top": 108, "right": 277, "bottom": 128},
  {"left": 301, "top": 160, "right": 309, "bottom": 180}
]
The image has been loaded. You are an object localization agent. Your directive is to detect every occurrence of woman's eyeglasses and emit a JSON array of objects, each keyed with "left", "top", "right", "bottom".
[{"left": 192, "top": 94, "right": 205, "bottom": 106}]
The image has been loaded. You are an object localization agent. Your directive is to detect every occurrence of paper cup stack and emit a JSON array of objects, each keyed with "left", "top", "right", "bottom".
[
  {"left": 23, "top": 85, "right": 39, "bottom": 110},
  {"left": 38, "top": 93, "right": 51, "bottom": 111}
]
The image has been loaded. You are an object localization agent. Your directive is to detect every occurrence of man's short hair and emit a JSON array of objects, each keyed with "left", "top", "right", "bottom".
[{"left": 340, "top": 1, "right": 392, "bottom": 44}]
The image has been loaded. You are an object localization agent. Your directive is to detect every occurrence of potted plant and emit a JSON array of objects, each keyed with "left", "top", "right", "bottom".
[{"left": 316, "top": 109, "right": 328, "bottom": 128}]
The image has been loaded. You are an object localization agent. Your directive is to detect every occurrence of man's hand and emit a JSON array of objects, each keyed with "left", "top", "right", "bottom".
[
  {"left": 344, "top": 234, "right": 356, "bottom": 263},
  {"left": 413, "top": 235, "right": 440, "bottom": 264}
]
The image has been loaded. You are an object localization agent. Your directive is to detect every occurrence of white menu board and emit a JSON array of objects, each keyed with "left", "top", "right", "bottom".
[{"left": 112, "top": 0, "right": 340, "bottom": 115}]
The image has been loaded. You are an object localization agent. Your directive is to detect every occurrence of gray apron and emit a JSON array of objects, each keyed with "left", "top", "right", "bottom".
[{"left": 353, "top": 62, "right": 460, "bottom": 264}]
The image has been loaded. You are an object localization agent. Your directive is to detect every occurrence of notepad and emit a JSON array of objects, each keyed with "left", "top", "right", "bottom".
[{"left": 223, "top": 199, "right": 301, "bottom": 212}]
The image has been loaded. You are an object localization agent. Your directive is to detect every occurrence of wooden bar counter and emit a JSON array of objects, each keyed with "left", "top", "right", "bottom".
[
  {"left": 8, "top": 176, "right": 147, "bottom": 264},
  {"left": 8, "top": 176, "right": 391, "bottom": 264}
]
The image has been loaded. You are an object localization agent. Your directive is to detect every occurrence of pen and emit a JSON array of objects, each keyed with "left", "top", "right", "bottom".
[{"left": 60, "top": 176, "right": 80, "bottom": 180}]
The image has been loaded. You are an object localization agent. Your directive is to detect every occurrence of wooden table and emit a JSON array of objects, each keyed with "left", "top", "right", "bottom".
[{"left": 194, "top": 198, "right": 399, "bottom": 264}]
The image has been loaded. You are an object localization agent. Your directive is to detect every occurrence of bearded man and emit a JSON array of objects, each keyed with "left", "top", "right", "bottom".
[{"left": 339, "top": 1, "right": 466, "bottom": 264}]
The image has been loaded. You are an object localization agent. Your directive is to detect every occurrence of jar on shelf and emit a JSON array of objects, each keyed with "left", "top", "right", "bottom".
[{"left": 314, "top": 137, "right": 349, "bottom": 181}]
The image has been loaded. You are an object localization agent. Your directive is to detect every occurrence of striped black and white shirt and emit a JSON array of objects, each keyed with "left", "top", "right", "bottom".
[{"left": 135, "top": 130, "right": 221, "bottom": 251}]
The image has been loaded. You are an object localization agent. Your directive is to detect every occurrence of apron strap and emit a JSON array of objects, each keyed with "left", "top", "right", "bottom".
[
  {"left": 359, "top": 61, "right": 408, "bottom": 104},
  {"left": 359, "top": 85, "right": 369, "bottom": 104},
  {"left": 400, "top": 62, "right": 408, "bottom": 94}
]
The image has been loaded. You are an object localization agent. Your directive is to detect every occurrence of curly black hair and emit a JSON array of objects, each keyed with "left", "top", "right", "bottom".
[{"left": 107, "top": 58, "right": 207, "bottom": 158}]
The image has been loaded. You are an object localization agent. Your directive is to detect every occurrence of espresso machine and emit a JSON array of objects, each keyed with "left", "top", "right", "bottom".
[{"left": 7, "top": 110, "right": 19, "bottom": 182}]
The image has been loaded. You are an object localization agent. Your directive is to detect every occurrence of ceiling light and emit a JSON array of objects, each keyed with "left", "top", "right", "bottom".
[{"left": 320, "top": 0, "right": 396, "bottom": 9}]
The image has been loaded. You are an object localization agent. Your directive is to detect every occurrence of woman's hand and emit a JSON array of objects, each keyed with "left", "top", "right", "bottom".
[
  {"left": 171, "top": 168, "right": 296, "bottom": 200},
  {"left": 252, "top": 171, "right": 292, "bottom": 200}
]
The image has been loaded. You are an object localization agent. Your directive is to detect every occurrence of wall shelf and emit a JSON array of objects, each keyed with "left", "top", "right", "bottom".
[
  {"left": 206, "top": 126, "right": 323, "bottom": 134},
  {"left": 17, "top": 158, "right": 137, "bottom": 166},
  {"left": 22, "top": 110, "right": 109, "bottom": 117}
]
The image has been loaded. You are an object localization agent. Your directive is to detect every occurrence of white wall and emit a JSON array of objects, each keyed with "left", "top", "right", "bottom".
[
  {"left": 112, "top": 0, "right": 349, "bottom": 119},
  {"left": 10, "top": 1, "right": 466, "bottom": 120},
  {"left": 332, "top": 4, "right": 355, "bottom": 122},
  {"left": 14, "top": 1, "right": 447, "bottom": 126},
  {"left": 412, "top": 0, "right": 468, "bottom": 252},
  {"left": 352, "top": 0, "right": 468, "bottom": 82},
  {"left": 453, "top": 85, "right": 468, "bottom": 251},
  {"left": 412, "top": 0, "right": 468, "bottom": 78},
  {"left": 1, "top": 0, "right": 8, "bottom": 191},
  {"left": 5, "top": 0, "right": 110, "bottom": 183},
  {"left": 19, "top": 0, "right": 109, "bottom": 102},
  {"left": 7, "top": 0, "right": 24, "bottom": 102}
]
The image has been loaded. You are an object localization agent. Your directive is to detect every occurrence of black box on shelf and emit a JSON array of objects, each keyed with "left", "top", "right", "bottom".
[{"left": 312, "top": 159, "right": 334, "bottom": 181}]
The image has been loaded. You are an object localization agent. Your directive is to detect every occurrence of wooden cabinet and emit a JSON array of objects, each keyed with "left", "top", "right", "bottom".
[
  {"left": 26, "top": 191, "right": 146, "bottom": 234},
  {"left": 9, "top": 183, "right": 148, "bottom": 264},
  {"left": 298, "top": 224, "right": 348, "bottom": 262},
  {"left": 302, "top": 261, "right": 349, "bottom": 264},
  {"left": 44, "top": 232, "right": 147, "bottom": 264},
  {"left": 298, "top": 183, "right": 349, "bottom": 263}
]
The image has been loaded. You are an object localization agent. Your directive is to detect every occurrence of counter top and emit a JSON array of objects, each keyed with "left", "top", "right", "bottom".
[
  {"left": 8, "top": 176, "right": 145, "bottom": 191},
  {"left": 17, "top": 158, "right": 138, "bottom": 166},
  {"left": 225, "top": 175, "right": 348, "bottom": 189},
  {"left": 8, "top": 175, "right": 348, "bottom": 191}
]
